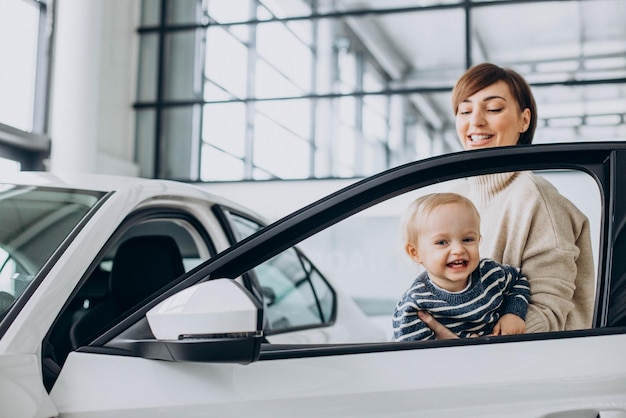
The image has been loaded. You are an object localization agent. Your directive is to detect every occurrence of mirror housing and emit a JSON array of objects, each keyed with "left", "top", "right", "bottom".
[
  {"left": 147, "top": 278, "right": 261, "bottom": 339},
  {"left": 109, "top": 279, "right": 264, "bottom": 364}
]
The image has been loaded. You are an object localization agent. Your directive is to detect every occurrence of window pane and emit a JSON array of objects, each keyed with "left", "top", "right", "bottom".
[
  {"left": 228, "top": 212, "right": 263, "bottom": 242},
  {"left": 373, "top": 8, "right": 465, "bottom": 87},
  {"left": 253, "top": 114, "right": 310, "bottom": 178},
  {"left": 202, "top": 103, "right": 246, "bottom": 157},
  {"left": 299, "top": 168, "right": 600, "bottom": 336},
  {"left": 201, "top": 145, "right": 244, "bottom": 181},
  {"left": 205, "top": 27, "right": 248, "bottom": 99},
  {"left": 135, "top": 109, "right": 156, "bottom": 178},
  {"left": 256, "top": 99, "right": 311, "bottom": 138},
  {"left": 255, "top": 60, "right": 303, "bottom": 98},
  {"left": 363, "top": 141, "right": 387, "bottom": 174},
  {"left": 257, "top": 22, "right": 312, "bottom": 91},
  {"left": 161, "top": 107, "right": 198, "bottom": 179},
  {"left": 165, "top": 0, "right": 199, "bottom": 25},
  {"left": 137, "top": 34, "right": 159, "bottom": 102},
  {"left": 472, "top": 0, "right": 626, "bottom": 83},
  {"left": 306, "top": 258, "right": 334, "bottom": 322},
  {"left": 254, "top": 249, "right": 323, "bottom": 330},
  {"left": 0, "top": 0, "right": 39, "bottom": 131},
  {"left": 163, "top": 31, "right": 200, "bottom": 101},
  {"left": 363, "top": 101, "right": 388, "bottom": 141},
  {"left": 533, "top": 84, "right": 626, "bottom": 144},
  {"left": 141, "top": 0, "right": 160, "bottom": 25},
  {"left": 0, "top": 185, "right": 104, "bottom": 316},
  {"left": 336, "top": 125, "right": 356, "bottom": 176},
  {"left": 208, "top": 0, "right": 251, "bottom": 23}
]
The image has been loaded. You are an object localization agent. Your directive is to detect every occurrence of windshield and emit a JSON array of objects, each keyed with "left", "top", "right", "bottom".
[{"left": 0, "top": 184, "right": 105, "bottom": 316}]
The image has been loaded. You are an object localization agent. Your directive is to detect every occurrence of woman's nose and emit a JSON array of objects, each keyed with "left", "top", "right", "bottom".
[{"left": 469, "top": 110, "right": 486, "bottom": 126}]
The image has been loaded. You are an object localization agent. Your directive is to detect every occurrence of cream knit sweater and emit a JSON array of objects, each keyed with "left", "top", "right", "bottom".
[{"left": 457, "top": 171, "right": 595, "bottom": 332}]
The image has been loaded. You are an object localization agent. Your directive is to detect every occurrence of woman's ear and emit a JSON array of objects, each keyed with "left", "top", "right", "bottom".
[
  {"left": 520, "top": 107, "right": 531, "bottom": 133},
  {"left": 406, "top": 243, "right": 422, "bottom": 263}
]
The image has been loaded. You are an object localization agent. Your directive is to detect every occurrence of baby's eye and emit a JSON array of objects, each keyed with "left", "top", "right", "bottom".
[
  {"left": 435, "top": 240, "right": 447, "bottom": 246},
  {"left": 463, "top": 237, "right": 477, "bottom": 243}
]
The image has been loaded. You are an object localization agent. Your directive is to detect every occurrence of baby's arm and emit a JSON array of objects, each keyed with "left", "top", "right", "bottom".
[
  {"left": 392, "top": 299, "right": 435, "bottom": 341},
  {"left": 496, "top": 265, "right": 531, "bottom": 335}
]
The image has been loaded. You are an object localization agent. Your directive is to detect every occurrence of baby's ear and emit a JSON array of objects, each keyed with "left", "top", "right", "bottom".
[{"left": 406, "top": 243, "right": 422, "bottom": 263}]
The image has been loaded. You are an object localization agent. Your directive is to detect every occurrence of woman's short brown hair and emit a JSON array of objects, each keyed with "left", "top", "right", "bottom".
[{"left": 451, "top": 63, "right": 537, "bottom": 145}]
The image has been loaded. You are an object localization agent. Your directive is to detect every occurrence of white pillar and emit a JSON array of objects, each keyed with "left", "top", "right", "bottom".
[{"left": 49, "top": 0, "right": 103, "bottom": 173}]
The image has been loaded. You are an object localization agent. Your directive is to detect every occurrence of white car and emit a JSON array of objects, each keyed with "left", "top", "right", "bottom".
[
  {"left": 0, "top": 171, "right": 384, "bottom": 418},
  {"left": 2, "top": 142, "right": 626, "bottom": 417}
]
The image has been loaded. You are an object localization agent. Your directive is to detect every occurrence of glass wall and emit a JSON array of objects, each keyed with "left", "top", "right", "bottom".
[
  {"left": 136, "top": 0, "right": 626, "bottom": 181},
  {"left": 0, "top": 0, "right": 51, "bottom": 171}
]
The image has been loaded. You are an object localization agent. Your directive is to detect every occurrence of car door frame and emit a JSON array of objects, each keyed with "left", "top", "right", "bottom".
[{"left": 90, "top": 142, "right": 625, "bottom": 348}]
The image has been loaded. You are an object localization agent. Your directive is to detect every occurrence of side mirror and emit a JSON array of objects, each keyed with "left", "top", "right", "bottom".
[
  {"left": 147, "top": 278, "right": 261, "bottom": 340},
  {"left": 109, "top": 279, "right": 264, "bottom": 364}
]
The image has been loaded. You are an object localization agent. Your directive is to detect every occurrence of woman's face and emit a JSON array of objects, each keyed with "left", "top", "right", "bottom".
[{"left": 455, "top": 80, "right": 531, "bottom": 150}]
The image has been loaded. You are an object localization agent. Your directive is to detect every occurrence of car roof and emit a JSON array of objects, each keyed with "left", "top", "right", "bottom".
[{"left": 1, "top": 171, "right": 264, "bottom": 220}]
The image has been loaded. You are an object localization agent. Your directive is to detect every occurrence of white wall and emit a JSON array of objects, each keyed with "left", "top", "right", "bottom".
[
  {"left": 49, "top": 0, "right": 140, "bottom": 176},
  {"left": 204, "top": 178, "right": 361, "bottom": 222}
]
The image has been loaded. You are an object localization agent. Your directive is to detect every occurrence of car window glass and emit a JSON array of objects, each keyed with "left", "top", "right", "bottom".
[
  {"left": 226, "top": 211, "right": 336, "bottom": 333},
  {"left": 260, "top": 249, "right": 325, "bottom": 330},
  {"left": 304, "top": 256, "right": 334, "bottom": 323},
  {"left": 229, "top": 212, "right": 262, "bottom": 240},
  {"left": 297, "top": 169, "right": 602, "bottom": 340},
  {"left": 0, "top": 185, "right": 104, "bottom": 318}
]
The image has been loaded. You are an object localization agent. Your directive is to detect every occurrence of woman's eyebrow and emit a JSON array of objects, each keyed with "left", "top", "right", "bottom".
[
  {"left": 460, "top": 95, "right": 506, "bottom": 104},
  {"left": 482, "top": 95, "right": 506, "bottom": 102}
]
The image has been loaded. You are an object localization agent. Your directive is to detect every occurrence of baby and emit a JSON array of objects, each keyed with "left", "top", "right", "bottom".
[{"left": 392, "top": 192, "right": 530, "bottom": 341}]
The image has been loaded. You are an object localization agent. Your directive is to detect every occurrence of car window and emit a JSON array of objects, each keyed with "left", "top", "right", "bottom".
[
  {"left": 297, "top": 168, "right": 602, "bottom": 340},
  {"left": 226, "top": 211, "right": 336, "bottom": 333},
  {"left": 0, "top": 184, "right": 104, "bottom": 318},
  {"left": 259, "top": 248, "right": 335, "bottom": 331},
  {"left": 47, "top": 215, "right": 214, "bottom": 367}
]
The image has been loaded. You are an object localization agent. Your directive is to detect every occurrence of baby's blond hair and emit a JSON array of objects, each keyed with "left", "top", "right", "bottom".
[{"left": 402, "top": 192, "right": 481, "bottom": 251}]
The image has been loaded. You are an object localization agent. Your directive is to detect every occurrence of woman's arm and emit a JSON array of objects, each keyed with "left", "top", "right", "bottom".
[
  {"left": 520, "top": 189, "right": 595, "bottom": 332},
  {"left": 416, "top": 311, "right": 459, "bottom": 339}
]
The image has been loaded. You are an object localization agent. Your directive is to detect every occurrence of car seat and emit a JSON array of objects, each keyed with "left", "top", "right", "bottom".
[{"left": 69, "top": 235, "right": 185, "bottom": 349}]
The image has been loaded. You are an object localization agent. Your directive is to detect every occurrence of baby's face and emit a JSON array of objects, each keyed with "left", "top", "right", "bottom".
[{"left": 414, "top": 202, "right": 480, "bottom": 292}]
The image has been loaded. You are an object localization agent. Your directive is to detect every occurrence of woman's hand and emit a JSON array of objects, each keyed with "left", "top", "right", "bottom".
[
  {"left": 417, "top": 311, "right": 459, "bottom": 340},
  {"left": 491, "top": 313, "right": 526, "bottom": 335}
]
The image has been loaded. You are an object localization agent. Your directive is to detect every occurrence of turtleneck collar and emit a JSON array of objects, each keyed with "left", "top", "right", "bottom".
[{"left": 467, "top": 172, "right": 519, "bottom": 207}]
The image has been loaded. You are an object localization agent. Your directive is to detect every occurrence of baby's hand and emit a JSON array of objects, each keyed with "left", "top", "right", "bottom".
[{"left": 491, "top": 313, "right": 526, "bottom": 335}]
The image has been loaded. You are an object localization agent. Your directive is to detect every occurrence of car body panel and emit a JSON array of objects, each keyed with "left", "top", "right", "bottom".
[
  {"left": 52, "top": 333, "right": 626, "bottom": 417},
  {"left": 0, "top": 353, "right": 57, "bottom": 418}
]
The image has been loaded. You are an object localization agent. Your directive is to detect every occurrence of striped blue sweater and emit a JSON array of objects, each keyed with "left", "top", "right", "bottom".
[{"left": 393, "top": 258, "right": 530, "bottom": 341}]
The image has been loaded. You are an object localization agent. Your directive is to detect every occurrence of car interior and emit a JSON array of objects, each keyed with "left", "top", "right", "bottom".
[{"left": 44, "top": 218, "right": 208, "bottom": 391}]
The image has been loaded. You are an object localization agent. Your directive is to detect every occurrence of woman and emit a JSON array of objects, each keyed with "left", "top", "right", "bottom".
[{"left": 419, "top": 62, "right": 595, "bottom": 336}]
